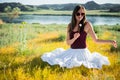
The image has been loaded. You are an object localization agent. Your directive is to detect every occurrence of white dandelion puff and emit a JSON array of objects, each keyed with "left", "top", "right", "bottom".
[{"left": 79, "top": 24, "right": 82, "bottom": 27}]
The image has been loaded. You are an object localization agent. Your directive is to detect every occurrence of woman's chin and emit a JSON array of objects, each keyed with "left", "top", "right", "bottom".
[{"left": 77, "top": 19, "right": 82, "bottom": 22}]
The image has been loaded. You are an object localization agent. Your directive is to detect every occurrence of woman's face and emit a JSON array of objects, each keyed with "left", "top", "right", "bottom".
[{"left": 75, "top": 9, "right": 85, "bottom": 22}]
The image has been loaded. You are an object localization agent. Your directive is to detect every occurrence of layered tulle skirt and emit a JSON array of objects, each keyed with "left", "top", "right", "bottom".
[{"left": 41, "top": 48, "right": 110, "bottom": 69}]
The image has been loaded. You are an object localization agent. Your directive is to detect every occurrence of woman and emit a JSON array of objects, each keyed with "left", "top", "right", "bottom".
[{"left": 41, "top": 5, "right": 117, "bottom": 69}]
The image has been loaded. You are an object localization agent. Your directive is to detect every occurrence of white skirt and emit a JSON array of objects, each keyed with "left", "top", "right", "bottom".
[{"left": 41, "top": 48, "right": 110, "bottom": 69}]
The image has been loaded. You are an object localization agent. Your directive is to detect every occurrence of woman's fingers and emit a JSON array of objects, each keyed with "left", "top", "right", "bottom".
[
  {"left": 112, "top": 40, "right": 117, "bottom": 48},
  {"left": 74, "top": 33, "right": 80, "bottom": 39}
]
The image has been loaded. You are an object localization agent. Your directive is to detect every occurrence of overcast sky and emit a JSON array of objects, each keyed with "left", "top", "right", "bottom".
[{"left": 0, "top": 0, "right": 120, "bottom": 5}]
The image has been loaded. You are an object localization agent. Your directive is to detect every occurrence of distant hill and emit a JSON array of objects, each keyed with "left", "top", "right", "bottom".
[
  {"left": 109, "top": 5, "right": 120, "bottom": 12},
  {"left": 37, "top": 3, "right": 80, "bottom": 10},
  {"left": 0, "top": 1, "right": 120, "bottom": 12},
  {"left": 0, "top": 2, "right": 36, "bottom": 12},
  {"left": 84, "top": 1, "right": 101, "bottom": 10},
  {"left": 35, "top": 1, "right": 120, "bottom": 11}
]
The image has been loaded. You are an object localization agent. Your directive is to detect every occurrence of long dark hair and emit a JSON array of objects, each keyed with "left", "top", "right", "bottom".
[{"left": 69, "top": 5, "right": 86, "bottom": 33}]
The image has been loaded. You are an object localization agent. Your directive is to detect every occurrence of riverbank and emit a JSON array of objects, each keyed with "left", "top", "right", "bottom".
[{"left": 0, "top": 10, "right": 120, "bottom": 17}]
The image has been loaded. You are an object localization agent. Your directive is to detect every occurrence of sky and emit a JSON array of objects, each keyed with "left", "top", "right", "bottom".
[{"left": 0, "top": 0, "right": 120, "bottom": 5}]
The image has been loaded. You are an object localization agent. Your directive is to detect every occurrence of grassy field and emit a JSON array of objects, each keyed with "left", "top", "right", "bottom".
[
  {"left": 0, "top": 23, "right": 120, "bottom": 80},
  {"left": 0, "top": 9, "right": 120, "bottom": 16}
]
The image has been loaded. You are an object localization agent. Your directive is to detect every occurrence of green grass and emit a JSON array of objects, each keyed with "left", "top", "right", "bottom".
[
  {"left": 0, "top": 23, "right": 67, "bottom": 47},
  {"left": 20, "top": 10, "right": 120, "bottom": 16},
  {"left": 0, "top": 23, "right": 120, "bottom": 51},
  {"left": 86, "top": 10, "right": 120, "bottom": 16},
  {"left": 0, "top": 23, "right": 120, "bottom": 80},
  {"left": 21, "top": 9, "right": 72, "bottom": 15},
  {"left": 94, "top": 24, "right": 120, "bottom": 52},
  {"left": 0, "top": 9, "right": 120, "bottom": 16}
]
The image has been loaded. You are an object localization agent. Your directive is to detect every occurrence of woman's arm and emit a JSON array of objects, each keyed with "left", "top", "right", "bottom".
[
  {"left": 66, "top": 24, "right": 80, "bottom": 45},
  {"left": 86, "top": 22, "right": 117, "bottom": 48}
]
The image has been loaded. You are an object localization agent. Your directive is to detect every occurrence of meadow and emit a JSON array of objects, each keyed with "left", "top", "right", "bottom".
[
  {"left": 21, "top": 10, "right": 120, "bottom": 16},
  {"left": 0, "top": 10, "right": 120, "bottom": 16},
  {"left": 0, "top": 23, "right": 120, "bottom": 80}
]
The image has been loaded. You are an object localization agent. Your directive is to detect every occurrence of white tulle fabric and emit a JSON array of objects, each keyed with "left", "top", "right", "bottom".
[{"left": 41, "top": 48, "right": 110, "bottom": 69}]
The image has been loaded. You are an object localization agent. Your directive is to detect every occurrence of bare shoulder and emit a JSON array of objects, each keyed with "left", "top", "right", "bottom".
[
  {"left": 67, "top": 23, "right": 71, "bottom": 28},
  {"left": 84, "top": 21, "right": 93, "bottom": 33},
  {"left": 85, "top": 21, "right": 92, "bottom": 28},
  {"left": 67, "top": 23, "right": 71, "bottom": 32}
]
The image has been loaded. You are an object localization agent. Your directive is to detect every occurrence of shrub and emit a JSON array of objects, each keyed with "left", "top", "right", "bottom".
[
  {"left": 58, "top": 34, "right": 65, "bottom": 41},
  {"left": 112, "top": 25, "right": 120, "bottom": 31},
  {"left": 93, "top": 26, "right": 102, "bottom": 33}
]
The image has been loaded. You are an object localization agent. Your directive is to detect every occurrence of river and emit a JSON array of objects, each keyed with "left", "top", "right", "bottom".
[{"left": 1, "top": 14, "right": 120, "bottom": 25}]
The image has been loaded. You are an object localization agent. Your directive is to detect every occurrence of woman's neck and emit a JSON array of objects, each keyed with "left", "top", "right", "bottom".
[{"left": 76, "top": 21, "right": 80, "bottom": 25}]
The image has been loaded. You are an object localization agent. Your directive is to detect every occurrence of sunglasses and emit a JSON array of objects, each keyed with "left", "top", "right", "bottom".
[{"left": 76, "top": 12, "right": 85, "bottom": 16}]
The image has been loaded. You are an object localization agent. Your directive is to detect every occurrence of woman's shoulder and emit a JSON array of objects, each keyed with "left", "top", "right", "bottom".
[
  {"left": 85, "top": 20, "right": 92, "bottom": 25},
  {"left": 85, "top": 20, "right": 93, "bottom": 28},
  {"left": 67, "top": 23, "right": 71, "bottom": 32},
  {"left": 84, "top": 20, "right": 93, "bottom": 33},
  {"left": 67, "top": 23, "right": 71, "bottom": 29},
  {"left": 68, "top": 23, "right": 71, "bottom": 27}
]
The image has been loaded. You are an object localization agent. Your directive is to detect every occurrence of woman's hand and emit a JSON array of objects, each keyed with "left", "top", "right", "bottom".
[
  {"left": 112, "top": 40, "right": 117, "bottom": 48},
  {"left": 74, "top": 33, "right": 80, "bottom": 39}
]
